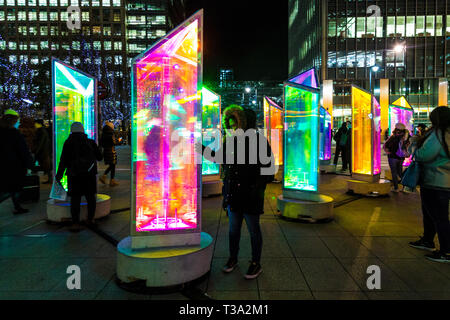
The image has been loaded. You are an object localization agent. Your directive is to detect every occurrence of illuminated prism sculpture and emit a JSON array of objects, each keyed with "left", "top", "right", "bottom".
[
  {"left": 201, "top": 87, "right": 221, "bottom": 176},
  {"left": 277, "top": 68, "right": 334, "bottom": 222},
  {"left": 389, "top": 96, "right": 414, "bottom": 167},
  {"left": 51, "top": 58, "right": 97, "bottom": 191},
  {"left": 319, "top": 107, "right": 332, "bottom": 162},
  {"left": 350, "top": 85, "right": 386, "bottom": 188},
  {"left": 263, "top": 96, "right": 283, "bottom": 167},
  {"left": 117, "top": 10, "right": 213, "bottom": 289},
  {"left": 128, "top": 9, "right": 206, "bottom": 249}
]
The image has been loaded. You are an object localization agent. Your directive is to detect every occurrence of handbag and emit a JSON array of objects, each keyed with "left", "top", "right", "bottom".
[
  {"left": 50, "top": 180, "right": 67, "bottom": 201},
  {"left": 400, "top": 151, "right": 420, "bottom": 190}
]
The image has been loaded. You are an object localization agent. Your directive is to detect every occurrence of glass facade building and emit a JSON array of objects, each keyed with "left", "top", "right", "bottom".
[{"left": 289, "top": 0, "right": 449, "bottom": 127}]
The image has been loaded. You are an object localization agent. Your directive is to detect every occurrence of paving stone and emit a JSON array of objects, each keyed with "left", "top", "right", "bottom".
[
  {"left": 259, "top": 290, "right": 314, "bottom": 300},
  {"left": 286, "top": 237, "right": 334, "bottom": 258},
  {"left": 366, "top": 291, "right": 422, "bottom": 300},
  {"left": 257, "top": 258, "right": 309, "bottom": 291},
  {"left": 206, "top": 258, "right": 258, "bottom": 292},
  {"left": 321, "top": 237, "right": 374, "bottom": 258},
  {"left": 358, "top": 237, "right": 418, "bottom": 258},
  {"left": 206, "top": 290, "right": 259, "bottom": 300},
  {"left": 297, "top": 257, "right": 361, "bottom": 291},
  {"left": 312, "top": 291, "right": 368, "bottom": 300}
]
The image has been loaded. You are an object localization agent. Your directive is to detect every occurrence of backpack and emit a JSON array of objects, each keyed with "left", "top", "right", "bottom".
[
  {"left": 339, "top": 132, "right": 348, "bottom": 147},
  {"left": 71, "top": 140, "right": 96, "bottom": 176}
]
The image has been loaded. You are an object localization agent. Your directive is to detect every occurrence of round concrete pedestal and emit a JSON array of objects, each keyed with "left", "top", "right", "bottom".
[
  {"left": 384, "top": 169, "right": 392, "bottom": 181},
  {"left": 202, "top": 180, "right": 223, "bottom": 197},
  {"left": 320, "top": 164, "right": 336, "bottom": 174},
  {"left": 347, "top": 179, "right": 391, "bottom": 196},
  {"left": 46, "top": 194, "right": 111, "bottom": 222},
  {"left": 116, "top": 232, "right": 213, "bottom": 288},
  {"left": 277, "top": 194, "right": 334, "bottom": 222}
]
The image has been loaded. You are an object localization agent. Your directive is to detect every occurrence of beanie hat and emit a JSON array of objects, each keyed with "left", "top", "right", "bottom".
[
  {"left": 4, "top": 109, "right": 19, "bottom": 117},
  {"left": 395, "top": 123, "right": 406, "bottom": 130},
  {"left": 71, "top": 122, "right": 85, "bottom": 133}
]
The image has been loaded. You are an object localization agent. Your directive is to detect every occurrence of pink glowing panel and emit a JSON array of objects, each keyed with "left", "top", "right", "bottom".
[
  {"left": 288, "top": 68, "right": 319, "bottom": 89},
  {"left": 131, "top": 11, "right": 203, "bottom": 234},
  {"left": 389, "top": 97, "right": 413, "bottom": 167},
  {"left": 372, "top": 96, "right": 381, "bottom": 175}
]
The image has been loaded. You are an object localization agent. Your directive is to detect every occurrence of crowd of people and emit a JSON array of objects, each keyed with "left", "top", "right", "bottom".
[{"left": 0, "top": 104, "right": 448, "bottom": 272}]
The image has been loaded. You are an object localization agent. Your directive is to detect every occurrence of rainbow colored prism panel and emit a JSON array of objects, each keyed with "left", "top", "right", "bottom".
[
  {"left": 283, "top": 84, "right": 319, "bottom": 192},
  {"left": 319, "top": 107, "right": 332, "bottom": 161},
  {"left": 201, "top": 87, "right": 220, "bottom": 175},
  {"left": 372, "top": 96, "right": 381, "bottom": 175},
  {"left": 132, "top": 14, "right": 202, "bottom": 233},
  {"left": 288, "top": 68, "right": 319, "bottom": 89},
  {"left": 52, "top": 60, "right": 97, "bottom": 191},
  {"left": 263, "top": 97, "right": 283, "bottom": 166},
  {"left": 389, "top": 105, "right": 414, "bottom": 166},
  {"left": 352, "top": 86, "right": 377, "bottom": 176}
]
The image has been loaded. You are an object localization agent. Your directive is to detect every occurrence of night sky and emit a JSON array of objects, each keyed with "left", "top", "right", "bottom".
[{"left": 184, "top": 0, "right": 288, "bottom": 83}]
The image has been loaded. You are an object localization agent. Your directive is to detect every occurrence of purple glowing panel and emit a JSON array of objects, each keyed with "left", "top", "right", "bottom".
[
  {"left": 372, "top": 96, "right": 381, "bottom": 175},
  {"left": 288, "top": 68, "right": 319, "bottom": 89},
  {"left": 319, "top": 107, "right": 332, "bottom": 161}
]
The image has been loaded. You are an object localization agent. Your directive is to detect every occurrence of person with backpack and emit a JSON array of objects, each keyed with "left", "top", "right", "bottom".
[
  {"left": 99, "top": 121, "right": 120, "bottom": 187},
  {"left": 383, "top": 123, "right": 410, "bottom": 192},
  {"left": 333, "top": 122, "right": 350, "bottom": 172},
  {"left": 55, "top": 122, "right": 103, "bottom": 232},
  {"left": 0, "top": 109, "right": 33, "bottom": 214},
  {"left": 33, "top": 119, "right": 52, "bottom": 184},
  {"left": 408, "top": 106, "right": 450, "bottom": 263}
]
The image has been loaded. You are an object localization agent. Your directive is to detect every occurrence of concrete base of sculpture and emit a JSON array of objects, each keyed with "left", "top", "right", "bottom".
[
  {"left": 46, "top": 194, "right": 111, "bottom": 222},
  {"left": 320, "top": 163, "right": 336, "bottom": 173},
  {"left": 277, "top": 194, "right": 334, "bottom": 222},
  {"left": 347, "top": 179, "right": 391, "bottom": 196},
  {"left": 202, "top": 176, "right": 223, "bottom": 198},
  {"left": 116, "top": 232, "right": 213, "bottom": 288}
]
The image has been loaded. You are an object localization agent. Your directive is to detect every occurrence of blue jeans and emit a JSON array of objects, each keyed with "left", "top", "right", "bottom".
[
  {"left": 227, "top": 206, "right": 263, "bottom": 263},
  {"left": 388, "top": 158, "right": 403, "bottom": 190}
]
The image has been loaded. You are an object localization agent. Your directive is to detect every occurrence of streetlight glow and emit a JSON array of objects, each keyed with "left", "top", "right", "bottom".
[
  {"left": 394, "top": 44, "right": 405, "bottom": 53},
  {"left": 371, "top": 65, "right": 379, "bottom": 72},
  {"left": 245, "top": 87, "right": 251, "bottom": 93}
]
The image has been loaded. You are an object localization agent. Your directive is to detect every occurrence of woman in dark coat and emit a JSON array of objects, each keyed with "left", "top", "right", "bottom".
[
  {"left": 99, "top": 121, "right": 119, "bottom": 186},
  {"left": 55, "top": 122, "right": 103, "bottom": 232},
  {"left": 198, "top": 105, "right": 274, "bottom": 279},
  {"left": 33, "top": 119, "right": 52, "bottom": 184},
  {"left": 0, "top": 109, "right": 33, "bottom": 214}
]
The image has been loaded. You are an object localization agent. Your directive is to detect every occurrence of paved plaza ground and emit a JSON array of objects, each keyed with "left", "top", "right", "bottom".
[{"left": 0, "top": 145, "right": 449, "bottom": 300}]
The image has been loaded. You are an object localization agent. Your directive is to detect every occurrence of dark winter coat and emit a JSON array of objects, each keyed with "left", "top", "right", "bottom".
[
  {"left": 101, "top": 125, "right": 117, "bottom": 165},
  {"left": 384, "top": 131, "right": 409, "bottom": 160},
  {"left": 333, "top": 125, "right": 350, "bottom": 149},
  {"left": 0, "top": 127, "right": 33, "bottom": 192},
  {"left": 55, "top": 133, "right": 102, "bottom": 195},
  {"left": 204, "top": 106, "right": 274, "bottom": 215}
]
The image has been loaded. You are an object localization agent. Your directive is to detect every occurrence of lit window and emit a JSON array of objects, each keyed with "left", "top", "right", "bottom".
[
  {"left": 29, "top": 10, "right": 37, "bottom": 20},
  {"left": 104, "top": 41, "right": 111, "bottom": 50},
  {"left": 49, "top": 0, "right": 57, "bottom": 5},
  {"left": 18, "top": 25, "right": 27, "bottom": 35},
  {"left": 387, "top": 16, "right": 395, "bottom": 36},
  {"left": 7, "top": 9, "right": 15, "bottom": 21},
  {"left": 29, "top": 26, "right": 37, "bottom": 35},
  {"left": 19, "top": 55, "right": 28, "bottom": 63},
  {"left": 28, "top": 0, "right": 36, "bottom": 5},
  {"left": 406, "top": 16, "right": 415, "bottom": 37},
  {"left": 92, "top": 0, "right": 100, "bottom": 6},
  {"left": 39, "top": 0, "right": 46, "bottom": 5},
  {"left": 356, "top": 17, "right": 365, "bottom": 38},
  {"left": 105, "top": 56, "right": 112, "bottom": 63},
  {"left": 103, "top": 26, "right": 111, "bottom": 35},
  {"left": 426, "top": 16, "right": 435, "bottom": 36},
  {"left": 0, "top": 41, "right": 5, "bottom": 49},
  {"left": 62, "top": 44, "right": 70, "bottom": 50},
  {"left": 82, "top": 11, "right": 89, "bottom": 21},
  {"left": 328, "top": 19, "right": 336, "bottom": 37},
  {"left": 60, "top": 0, "right": 68, "bottom": 5},
  {"left": 51, "top": 43, "right": 59, "bottom": 50},
  {"left": 72, "top": 41, "right": 80, "bottom": 49},
  {"left": 40, "top": 26, "right": 48, "bottom": 35},
  {"left": 93, "top": 26, "right": 101, "bottom": 34},
  {"left": 73, "top": 57, "right": 80, "bottom": 65},
  {"left": 49, "top": 11, "right": 58, "bottom": 20},
  {"left": 113, "top": 0, "right": 120, "bottom": 6},
  {"left": 0, "top": 11, "right": 4, "bottom": 21},
  {"left": 156, "top": 29, "right": 165, "bottom": 37},
  {"left": 31, "top": 57, "right": 39, "bottom": 65},
  {"left": 155, "top": 15, "right": 165, "bottom": 24},
  {"left": 61, "top": 11, "right": 68, "bottom": 21},
  {"left": 50, "top": 26, "right": 58, "bottom": 35},
  {"left": 30, "top": 42, "right": 38, "bottom": 50},
  {"left": 436, "top": 16, "right": 443, "bottom": 36},
  {"left": 19, "top": 42, "right": 28, "bottom": 50},
  {"left": 39, "top": 11, "right": 47, "bottom": 21},
  {"left": 416, "top": 16, "right": 425, "bottom": 36},
  {"left": 396, "top": 16, "right": 405, "bottom": 37},
  {"left": 70, "top": 0, "right": 79, "bottom": 5},
  {"left": 9, "top": 55, "right": 17, "bottom": 63},
  {"left": 18, "top": 10, "right": 26, "bottom": 20},
  {"left": 82, "top": 26, "right": 90, "bottom": 35},
  {"left": 375, "top": 17, "right": 383, "bottom": 37},
  {"left": 114, "top": 41, "right": 121, "bottom": 50},
  {"left": 366, "top": 17, "right": 376, "bottom": 37},
  {"left": 18, "top": 0, "right": 25, "bottom": 4},
  {"left": 103, "top": 0, "right": 111, "bottom": 6},
  {"left": 8, "top": 41, "right": 17, "bottom": 50},
  {"left": 81, "top": 0, "right": 89, "bottom": 5},
  {"left": 447, "top": 15, "right": 450, "bottom": 35},
  {"left": 94, "top": 41, "right": 101, "bottom": 50},
  {"left": 114, "top": 55, "right": 122, "bottom": 64},
  {"left": 113, "top": 13, "right": 120, "bottom": 21},
  {"left": 7, "top": 0, "right": 15, "bottom": 5}
]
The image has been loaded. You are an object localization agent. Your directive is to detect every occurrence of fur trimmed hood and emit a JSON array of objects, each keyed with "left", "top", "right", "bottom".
[{"left": 222, "top": 104, "right": 247, "bottom": 130}]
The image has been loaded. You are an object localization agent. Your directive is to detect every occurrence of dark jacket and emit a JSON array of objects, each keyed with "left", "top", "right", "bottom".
[
  {"left": 101, "top": 125, "right": 117, "bottom": 165},
  {"left": 205, "top": 106, "right": 274, "bottom": 215},
  {"left": 384, "top": 132, "right": 409, "bottom": 160},
  {"left": 0, "top": 127, "right": 33, "bottom": 192},
  {"left": 55, "top": 133, "right": 102, "bottom": 195},
  {"left": 333, "top": 125, "right": 349, "bottom": 148}
]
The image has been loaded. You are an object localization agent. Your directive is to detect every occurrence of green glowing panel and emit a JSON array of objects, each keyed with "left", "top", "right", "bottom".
[
  {"left": 201, "top": 87, "right": 221, "bottom": 175},
  {"left": 52, "top": 58, "right": 97, "bottom": 191},
  {"left": 283, "top": 83, "right": 320, "bottom": 192}
]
